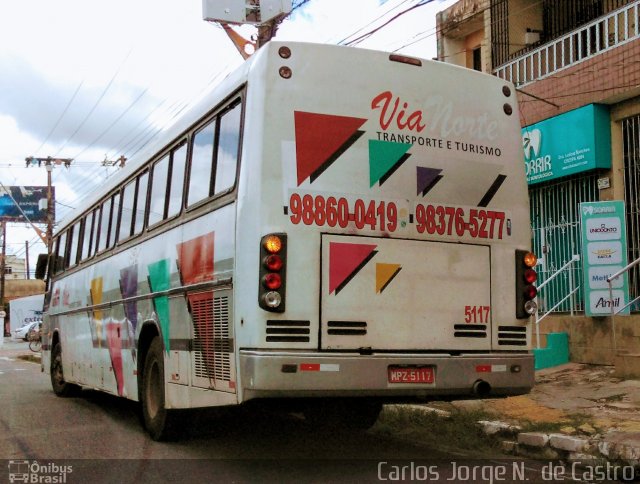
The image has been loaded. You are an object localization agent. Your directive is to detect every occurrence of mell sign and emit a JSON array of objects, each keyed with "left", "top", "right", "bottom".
[
  {"left": 0, "top": 186, "right": 53, "bottom": 224},
  {"left": 580, "top": 201, "right": 629, "bottom": 316},
  {"left": 523, "top": 104, "right": 611, "bottom": 185}
]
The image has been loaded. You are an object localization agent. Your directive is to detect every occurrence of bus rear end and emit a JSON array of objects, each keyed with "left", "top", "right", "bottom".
[{"left": 234, "top": 42, "right": 535, "bottom": 417}]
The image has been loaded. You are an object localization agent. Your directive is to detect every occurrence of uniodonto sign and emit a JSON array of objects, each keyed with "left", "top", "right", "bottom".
[{"left": 580, "top": 201, "right": 630, "bottom": 316}]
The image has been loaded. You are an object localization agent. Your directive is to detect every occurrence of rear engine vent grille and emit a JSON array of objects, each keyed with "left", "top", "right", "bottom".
[
  {"left": 498, "top": 325, "right": 527, "bottom": 346},
  {"left": 193, "top": 293, "right": 232, "bottom": 381},
  {"left": 454, "top": 324, "right": 487, "bottom": 338},
  {"left": 327, "top": 321, "right": 367, "bottom": 336},
  {"left": 266, "top": 320, "right": 310, "bottom": 342}
]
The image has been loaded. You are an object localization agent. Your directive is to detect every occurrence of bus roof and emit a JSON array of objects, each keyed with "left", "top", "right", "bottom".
[{"left": 56, "top": 41, "right": 515, "bottom": 232}]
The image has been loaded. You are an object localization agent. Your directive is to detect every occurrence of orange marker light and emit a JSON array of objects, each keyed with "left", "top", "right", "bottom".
[
  {"left": 523, "top": 252, "right": 537, "bottom": 268},
  {"left": 263, "top": 235, "right": 282, "bottom": 254}
]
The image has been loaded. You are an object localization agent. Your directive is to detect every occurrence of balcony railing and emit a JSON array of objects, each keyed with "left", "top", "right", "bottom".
[{"left": 494, "top": 1, "right": 640, "bottom": 87}]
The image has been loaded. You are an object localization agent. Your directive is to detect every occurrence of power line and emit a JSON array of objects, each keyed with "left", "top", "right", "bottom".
[
  {"left": 72, "top": 86, "right": 150, "bottom": 160},
  {"left": 343, "top": 0, "right": 436, "bottom": 47},
  {"left": 53, "top": 48, "right": 134, "bottom": 157},
  {"left": 44, "top": 64, "right": 236, "bottom": 225},
  {"left": 391, "top": 0, "right": 543, "bottom": 54},
  {"left": 34, "top": 81, "right": 84, "bottom": 157},
  {"left": 336, "top": 0, "right": 412, "bottom": 45}
]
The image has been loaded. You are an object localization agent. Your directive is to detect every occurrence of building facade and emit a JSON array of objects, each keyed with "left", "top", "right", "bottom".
[
  {"left": 437, "top": 0, "right": 640, "bottom": 315},
  {"left": 3, "top": 254, "right": 27, "bottom": 280}
]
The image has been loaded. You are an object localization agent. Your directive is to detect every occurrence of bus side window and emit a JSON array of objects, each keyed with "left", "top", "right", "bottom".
[
  {"left": 35, "top": 253, "right": 48, "bottom": 280},
  {"left": 149, "top": 155, "right": 169, "bottom": 226},
  {"left": 188, "top": 119, "right": 216, "bottom": 206},
  {"left": 68, "top": 220, "right": 81, "bottom": 267},
  {"left": 96, "top": 200, "right": 110, "bottom": 253},
  {"left": 91, "top": 207, "right": 101, "bottom": 256},
  {"left": 55, "top": 231, "right": 68, "bottom": 273},
  {"left": 109, "top": 193, "right": 121, "bottom": 248},
  {"left": 167, "top": 143, "right": 187, "bottom": 218},
  {"left": 133, "top": 171, "right": 149, "bottom": 235},
  {"left": 81, "top": 211, "right": 94, "bottom": 261},
  {"left": 214, "top": 102, "right": 241, "bottom": 194},
  {"left": 119, "top": 179, "right": 136, "bottom": 241}
]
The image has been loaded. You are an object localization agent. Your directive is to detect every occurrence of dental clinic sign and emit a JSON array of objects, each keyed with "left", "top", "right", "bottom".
[
  {"left": 522, "top": 104, "right": 611, "bottom": 185},
  {"left": 580, "top": 201, "right": 629, "bottom": 316}
]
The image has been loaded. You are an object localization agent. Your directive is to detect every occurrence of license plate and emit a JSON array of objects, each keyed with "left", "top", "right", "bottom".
[{"left": 388, "top": 366, "right": 435, "bottom": 384}]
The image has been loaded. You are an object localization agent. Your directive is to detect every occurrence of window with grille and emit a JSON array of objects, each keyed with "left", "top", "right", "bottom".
[
  {"left": 529, "top": 173, "right": 599, "bottom": 313},
  {"left": 622, "top": 114, "right": 640, "bottom": 311}
]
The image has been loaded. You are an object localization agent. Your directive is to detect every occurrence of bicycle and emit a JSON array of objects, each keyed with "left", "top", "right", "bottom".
[{"left": 28, "top": 326, "right": 42, "bottom": 352}]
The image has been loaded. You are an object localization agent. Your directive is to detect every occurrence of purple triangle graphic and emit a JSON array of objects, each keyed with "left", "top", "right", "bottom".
[{"left": 417, "top": 167, "right": 443, "bottom": 196}]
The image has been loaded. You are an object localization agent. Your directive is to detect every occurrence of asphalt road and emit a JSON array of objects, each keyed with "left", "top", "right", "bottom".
[{"left": 1, "top": 341, "right": 599, "bottom": 484}]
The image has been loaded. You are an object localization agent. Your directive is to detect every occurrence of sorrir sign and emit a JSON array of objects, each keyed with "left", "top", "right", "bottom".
[
  {"left": 522, "top": 104, "right": 611, "bottom": 185},
  {"left": 0, "top": 186, "right": 53, "bottom": 223}
]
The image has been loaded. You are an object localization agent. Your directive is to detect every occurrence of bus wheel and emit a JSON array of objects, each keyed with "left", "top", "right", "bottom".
[
  {"left": 50, "top": 342, "right": 80, "bottom": 397},
  {"left": 141, "top": 336, "right": 178, "bottom": 441},
  {"left": 304, "top": 399, "right": 382, "bottom": 430}
]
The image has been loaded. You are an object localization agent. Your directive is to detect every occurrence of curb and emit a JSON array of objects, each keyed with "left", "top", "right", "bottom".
[
  {"left": 408, "top": 404, "right": 640, "bottom": 464},
  {"left": 478, "top": 419, "right": 640, "bottom": 463}
]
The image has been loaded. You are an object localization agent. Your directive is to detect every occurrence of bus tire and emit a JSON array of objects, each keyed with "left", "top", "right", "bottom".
[
  {"left": 304, "top": 399, "right": 382, "bottom": 430},
  {"left": 141, "top": 336, "right": 179, "bottom": 441},
  {"left": 50, "top": 342, "right": 80, "bottom": 397}
]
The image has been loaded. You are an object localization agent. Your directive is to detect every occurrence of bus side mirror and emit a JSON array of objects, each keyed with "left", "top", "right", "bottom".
[{"left": 35, "top": 254, "right": 48, "bottom": 280}]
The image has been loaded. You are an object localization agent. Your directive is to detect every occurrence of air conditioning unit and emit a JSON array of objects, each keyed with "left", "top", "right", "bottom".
[{"left": 525, "top": 30, "right": 541, "bottom": 45}]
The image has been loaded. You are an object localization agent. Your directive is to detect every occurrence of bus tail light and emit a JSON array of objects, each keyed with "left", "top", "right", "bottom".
[
  {"left": 515, "top": 250, "right": 538, "bottom": 319},
  {"left": 259, "top": 234, "right": 287, "bottom": 312},
  {"left": 263, "top": 273, "right": 282, "bottom": 290}
]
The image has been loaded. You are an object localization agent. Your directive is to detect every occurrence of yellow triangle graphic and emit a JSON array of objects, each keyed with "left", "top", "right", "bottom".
[{"left": 376, "top": 263, "right": 402, "bottom": 293}]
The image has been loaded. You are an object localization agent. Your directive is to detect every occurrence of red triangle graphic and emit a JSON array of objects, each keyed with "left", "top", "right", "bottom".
[
  {"left": 295, "top": 111, "right": 367, "bottom": 185},
  {"left": 329, "top": 242, "right": 377, "bottom": 294}
]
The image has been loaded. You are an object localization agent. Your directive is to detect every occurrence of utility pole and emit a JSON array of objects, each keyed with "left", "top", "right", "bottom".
[
  {"left": 101, "top": 155, "right": 127, "bottom": 168},
  {"left": 202, "top": 0, "right": 291, "bottom": 58},
  {"left": 0, "top": 222, "right": 5, "bottom": 336},
  {"left": 25, "top": 240, "right": 30, "bottom": 280},
  {"left": 25, "top": 156, "right": 73, "bottom": 255}
]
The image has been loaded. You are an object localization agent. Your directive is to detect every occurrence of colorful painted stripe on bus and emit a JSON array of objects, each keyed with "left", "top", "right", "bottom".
[
  {"left": 328, "top": 242, "right": 402, "bottom": 296},
  {"left": 177, "top": 232, "right": 216, "bottom": 381},
  {"left": 81, "top": 231, "right": 218, "bottom": 394},
  {"left": 90, "top": 277, "right": 104, "bottom": 348},
  {"left": 293, "top": 109, "right": 506, "bottom": 207},
  {"left": 119, "top": 265, "right": 138, "bottom": 364},
  {"left": 294, "top": 110, "right": 439, "bottom": 195},
  {"left": 147, "top": 259, "right": 171, "bottom": 353},
  {"left": 90, "top": 275, "right": 130, "bottom": 397},
  {"left": 293, "top": 111, "right": 366, "bottom": 185}
]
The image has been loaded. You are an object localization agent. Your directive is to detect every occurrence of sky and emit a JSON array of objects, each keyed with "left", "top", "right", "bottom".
[{"left": 0, "top": 0, "right": 456, "bottom": 271}]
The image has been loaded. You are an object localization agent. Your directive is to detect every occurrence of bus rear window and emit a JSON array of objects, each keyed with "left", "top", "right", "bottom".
[
  {"left": 214, "top": 102, "right": 241, "bottom": 193},
  {"left": 188, "top": 120, "right": 216, "bottom": 206}
]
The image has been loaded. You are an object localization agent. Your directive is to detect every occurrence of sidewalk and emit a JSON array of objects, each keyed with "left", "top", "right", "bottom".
[
  {"left": 0, "top": 336, "right": 41, "bottom": 361},
  {"left": 422, "top": 363, "right": 640, "bottom": 462}
]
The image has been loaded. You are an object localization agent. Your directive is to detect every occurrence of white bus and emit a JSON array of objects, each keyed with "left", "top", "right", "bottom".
[{"left": 39, "top": 41, "right": 538, "bottom": 440}]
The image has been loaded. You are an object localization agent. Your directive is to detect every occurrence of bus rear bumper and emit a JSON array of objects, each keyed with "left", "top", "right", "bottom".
[{"left": 239, "top": 350, "right": 534, "bottom": 401}]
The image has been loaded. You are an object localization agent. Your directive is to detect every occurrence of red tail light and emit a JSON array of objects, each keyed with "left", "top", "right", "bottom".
[
  {"left": 264, "top": 254, "right": 283, "bottom": 271},
  {"left": 263, "top": 273, "right": 282, "bottom": 290},
  {"left": 523, "top": 285, "right": 537, "bottom": 300},
  {"left": 515, "top": 250, "right": 538, "bottom": 318},
  {"left": 258, "top": 233, "right": 287, "bottom": 312},
  {"left": 524, "top": 268, "right": 537, "bottom": 284}
]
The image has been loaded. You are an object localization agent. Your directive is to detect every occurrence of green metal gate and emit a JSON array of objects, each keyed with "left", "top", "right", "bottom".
[
  {"left": 529, "top": 173, "right": 599, "bottom": 313},
  {"left": 622, "top": 114, "right": 640, "bottom": 310}
]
